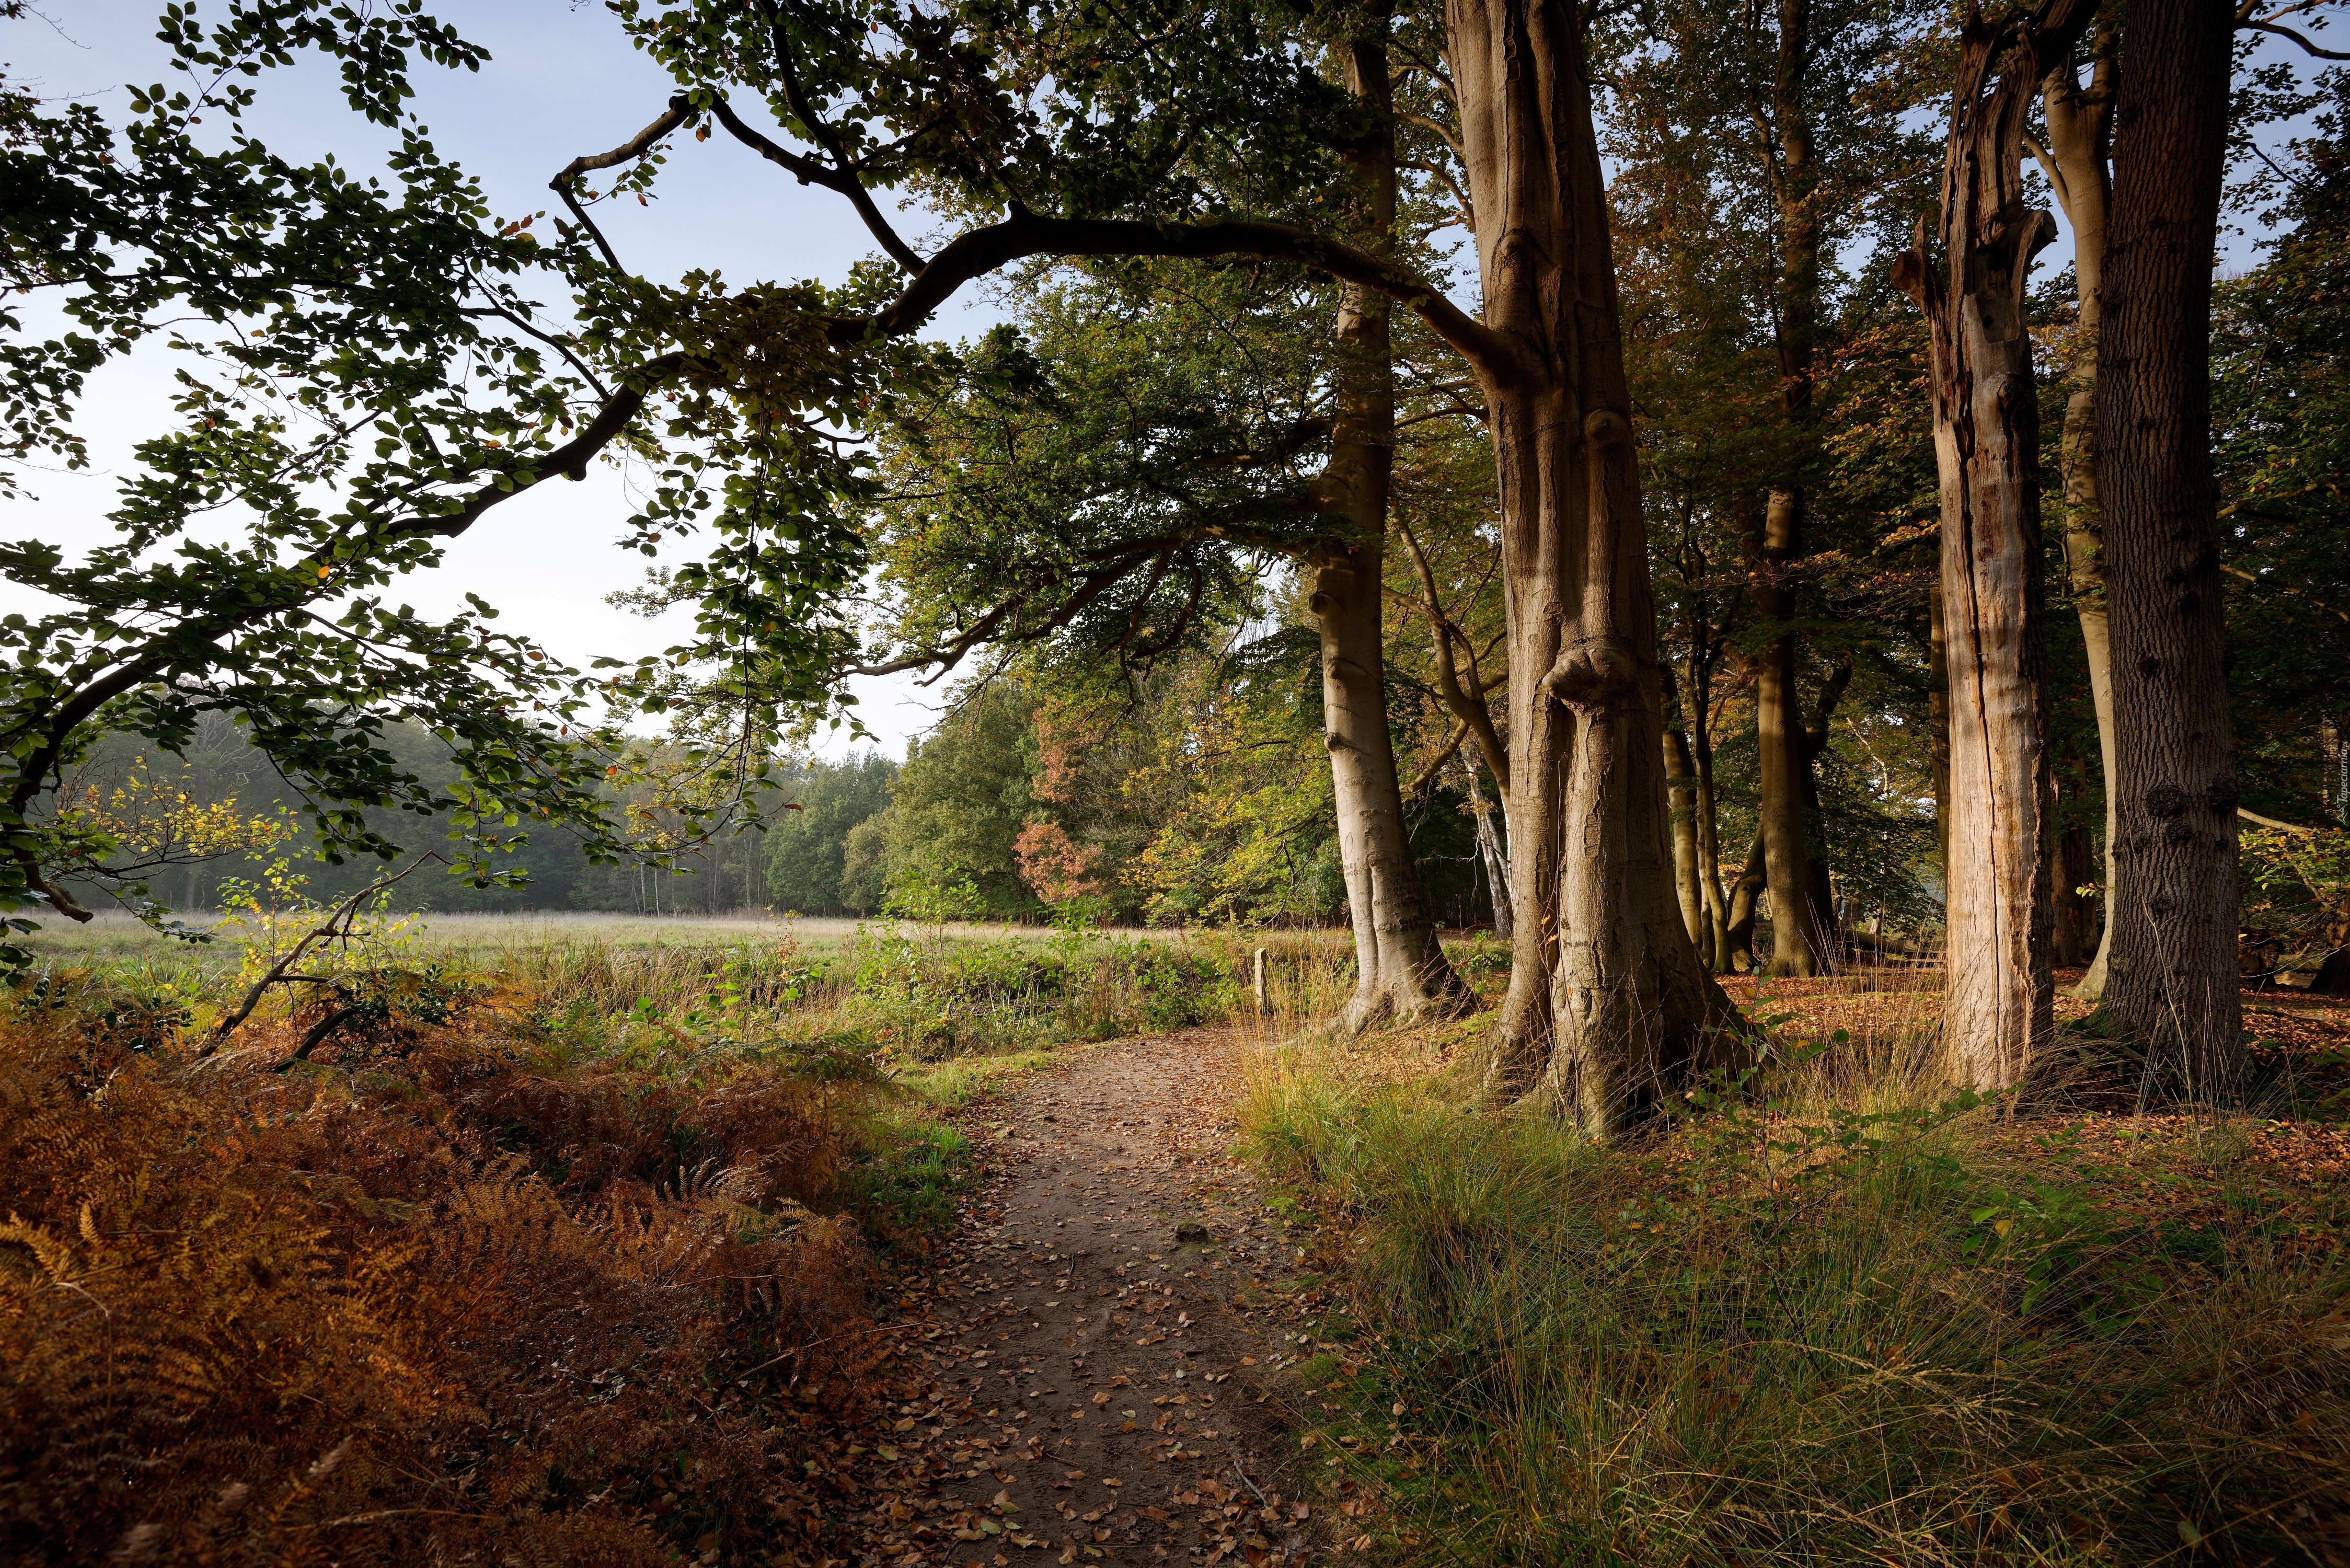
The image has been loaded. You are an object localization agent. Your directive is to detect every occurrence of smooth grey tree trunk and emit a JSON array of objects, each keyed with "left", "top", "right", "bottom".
[
  {"left": 1316, "top": 25, "right": 1470, "bottom": 1033},
  {"left": 2034, "top": 36, "right": 2122, "bottom": 1001},
  {"left": 1750, "top": 493, "right": 1823, "bottom": 976},
  {"left": 1755, "top": 0, "right": 1831, "bottom": 978},
  {"left": 1464, "top": 752, "right": 1514, "bottom": 939},
  {"left": 1453, "top": 0, "right": 1737, "bottom": 1134},
  {"left": 1665, "top": 727, "right": 1706, "bottom": 956}
]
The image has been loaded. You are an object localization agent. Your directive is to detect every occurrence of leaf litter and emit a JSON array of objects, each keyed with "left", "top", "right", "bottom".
[{"left": 828, "top": 1028, "right": 1342, "bottom": 1567}]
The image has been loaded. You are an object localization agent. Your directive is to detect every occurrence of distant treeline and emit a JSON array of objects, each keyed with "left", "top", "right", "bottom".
[{"left": 59, "top": 684, "right": 1498, "bottom": 927}]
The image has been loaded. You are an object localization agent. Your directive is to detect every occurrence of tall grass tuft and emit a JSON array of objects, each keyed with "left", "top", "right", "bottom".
[{"left": 1240, "top": 1030, "right": 2350, "bottom": 1565}]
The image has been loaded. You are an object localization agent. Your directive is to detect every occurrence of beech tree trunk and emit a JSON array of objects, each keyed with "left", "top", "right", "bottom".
[
  {"left": 1749, "top": 494, "right": 1824, "bottom": 976},
  {"left": 1895, "top": 0, "right": 2091, "bottom": 1089},
  {"left": 1799, "top": 651, "right": 1853, "bottom": 966},
  {"left": 1665, "top": 726, "right": 1706, "bottom": 955},
  {"left": 2036, "top": 37, "right": 2122, "bottom": 1002},
  {"left": 1753, "top": 0, "right": 1831, "bottom": 978},
  {"left": 2092, "top": 0, "right": 2243, "bottom": 1093},
  {"left": 1317, "top": 27, "right": 1469, "bottom": 1032},
  {"left": 1456, "top": 0, "right": 1735, "bottom": 1133},
  {"left": 2054, "top": 744, "right": 2099, "bottom": 965},
  {"left": 1723, "top": 827, "right": 1767, "bottom": 972},
  {"left": 1683, "top": 637, "right": 1732, "bottom": 969}
]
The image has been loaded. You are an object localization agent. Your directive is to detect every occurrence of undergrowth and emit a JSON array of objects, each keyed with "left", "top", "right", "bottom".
[
  {"left": 1241, "top": 1031, "right": 2350, "bottom": 1566},
  {"left": 0, "top": 961, "right": 896, "bottom": 1566},
  {"left": 0, "top": 914, "right": 1462, "bottom": 1562}
]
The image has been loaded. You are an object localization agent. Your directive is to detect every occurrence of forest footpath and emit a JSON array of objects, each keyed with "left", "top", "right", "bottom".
[{"left": 853, "top": 1030, "right": 1331, "bottom": 1567}]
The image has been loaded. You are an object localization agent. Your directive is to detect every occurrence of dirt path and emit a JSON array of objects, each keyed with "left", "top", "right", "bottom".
[{"left": 848, "top": 1030, "right": 1326, "bottom": 1567}]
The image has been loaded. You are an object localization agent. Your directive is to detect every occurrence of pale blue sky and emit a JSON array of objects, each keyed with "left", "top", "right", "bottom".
[{"left": 4, "top": 0, "right": 986, "bottom": 754}]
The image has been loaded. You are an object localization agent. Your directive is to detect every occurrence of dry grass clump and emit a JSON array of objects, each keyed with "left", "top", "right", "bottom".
[
  {"left": 0, "top": 984, "right": 884, "bottom": 1567},
  {"left": 1239, "top": 1017, "right": 2350, "bottom": 1566}
]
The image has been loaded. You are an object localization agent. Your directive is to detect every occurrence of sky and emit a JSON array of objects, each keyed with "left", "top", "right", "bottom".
[
  {"left": 3, "top": 0, "right": 986, "bottom": 757},
  {"left": 2, "top": 4, "right": 2325, "bottom": 763}
]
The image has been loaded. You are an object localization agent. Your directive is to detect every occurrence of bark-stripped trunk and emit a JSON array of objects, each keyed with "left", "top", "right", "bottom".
[
  {"left": 1317, "top": 26, "right": 1469, "bottom": 1033},
  {"left": 2092, "top": 0, "right": 2243, "bottom": 1094},
  {"left": 1929, "top": 584, "right": 1953, "bottom": 882},
  {"left": 1464, "top": 753, "right": 1514, "bottom": 939},
  {"left": 2035, "top": 35, "right": 2122, "bottom": 1001},
  {"left": 1456, "top": 0, "right": 1735, "bottom": 1133},
  {"left": 1894, "top": 0, "right": 2091, "bottom": 1089}
]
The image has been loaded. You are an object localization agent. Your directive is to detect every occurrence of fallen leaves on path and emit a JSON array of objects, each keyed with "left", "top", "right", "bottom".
[{"left": 822, "top": 1031, "right": 1350, "bottom": 1567}]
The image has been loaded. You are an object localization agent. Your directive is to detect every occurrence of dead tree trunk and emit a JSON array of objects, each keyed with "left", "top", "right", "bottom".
[
  {"left": 2032, "top": 30, "right": 2122, "bottom": 1001},
  {"left": 1929, "top": 583, "right": 1953, "bottom": 881},
  {"left": 1464, "top": 753, "right": 1514, "bottom": 939},
  {"left": 1456, "top": 0, "right": 1736, "bottom": 1134},
  {"left": 2092, "top": 0, "right": 2243, "bottom": 1094},
  {"left": 1316, "top": 25, "right": 1470, "bottom": 1032},
  {"left": 1894, "top": 0, "right": 2092, "bottom": 1089}
]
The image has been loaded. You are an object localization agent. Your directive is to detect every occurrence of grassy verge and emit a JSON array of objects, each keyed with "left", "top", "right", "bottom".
[{"left": 1238, "top": 1021, "right": 2350, "bottom": 1566}]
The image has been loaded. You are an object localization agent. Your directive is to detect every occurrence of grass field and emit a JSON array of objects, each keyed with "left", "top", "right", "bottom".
[{"left": 22, "top": 907, "right": 1150, "bottom": 961}]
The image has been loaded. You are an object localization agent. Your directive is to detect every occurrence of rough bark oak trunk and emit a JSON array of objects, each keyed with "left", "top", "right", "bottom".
[
  {"left": 2092, "top": 0, "right": 2243, "bottom": 1094},
  {"left": 1455, "top": 0, "right": 1735, "bottom": 1133},
  {"left": 1317, "top": 26, "right": 1469, "bottom": 1033},
  {"left": 2036, "top": 33, "right": 2122, "bottom": 1001},
  {"left": 1894, "top": 0, "right": 2091, "bottom": 1089}
]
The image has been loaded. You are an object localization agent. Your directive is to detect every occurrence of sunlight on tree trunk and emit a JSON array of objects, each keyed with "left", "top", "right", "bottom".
[
  {"left": 1665, "top": 726, "right": 1707, "bottom": 959},
  {"left": 1750, "top": 491, "right": 1823, "bottom": 977},
  {"left": 2034, "top": 32, "right": 2121, "bottom": 1002},
  {"left": 1464, "top": 753, "right": 1515, "bottom": 941},
  {"left": 1318, "top": 23, "right": 1469, "bottom": 1032},
  {"left": 1895, "top": 0, "right": 2093, "bottom": 1088},
  {"left": 1455, "top": 0, "right": 1736, "bottom": 1134}
]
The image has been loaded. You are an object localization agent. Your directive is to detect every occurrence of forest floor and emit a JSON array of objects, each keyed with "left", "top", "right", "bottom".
[{"left": 845, "top": 1029, "right": 1334, "bottom": 1568}]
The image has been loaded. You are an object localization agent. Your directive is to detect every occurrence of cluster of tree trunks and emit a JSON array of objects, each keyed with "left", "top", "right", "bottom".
[
  {"left": 575, "top": 0, "right": 2256, "bottom": 1121},
  {"left": 1889, "top": 0, "right": 2244, "bottom": 1090}
]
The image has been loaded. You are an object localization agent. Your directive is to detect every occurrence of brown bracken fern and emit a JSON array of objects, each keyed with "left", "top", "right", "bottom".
[{"left": 0, "top": 985, "right": 882, "bottom": 1566}]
